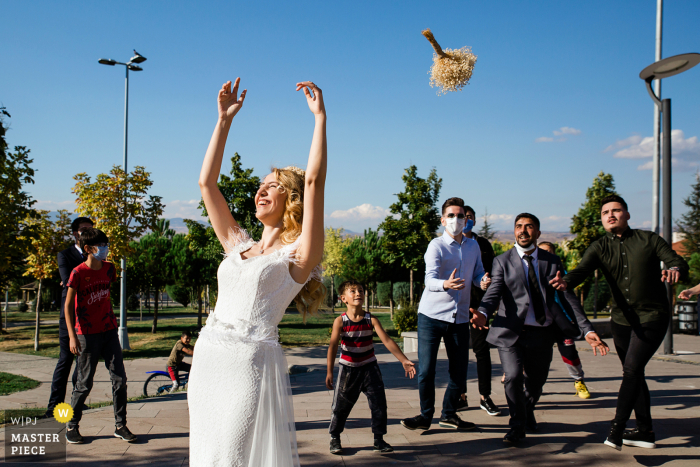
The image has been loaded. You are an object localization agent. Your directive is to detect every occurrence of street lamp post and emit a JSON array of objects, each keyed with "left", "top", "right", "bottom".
[
  {"left": 639, "top": 52, "right": 700, "bottom": 355},
  {"left": 98, "top": 51, "right": 147, "bottom": 350}
]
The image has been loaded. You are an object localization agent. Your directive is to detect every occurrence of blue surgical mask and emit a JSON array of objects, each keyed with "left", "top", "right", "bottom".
[
  {"left": 93, "top": 245, "right": 109, "bottom": 261},
  {"left": 462, "top": 219, "right": 475, "bottom": 234}
]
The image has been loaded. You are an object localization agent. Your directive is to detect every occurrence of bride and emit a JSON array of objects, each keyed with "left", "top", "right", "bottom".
[{"left": 188, "top": 77, "right": 327, "bottom": 466}]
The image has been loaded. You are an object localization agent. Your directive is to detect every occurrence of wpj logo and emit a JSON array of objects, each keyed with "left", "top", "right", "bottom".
[{"left": 4, "top": 408, "right": 68, "bottom": 463}]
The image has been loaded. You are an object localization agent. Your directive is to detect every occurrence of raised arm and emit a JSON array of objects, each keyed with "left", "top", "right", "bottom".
[
  {"left": 290, "top": 82, "right": 327, "bottom": 284},
  {"left": 198, "top": 78, "right": 248, "bottom": 252}
]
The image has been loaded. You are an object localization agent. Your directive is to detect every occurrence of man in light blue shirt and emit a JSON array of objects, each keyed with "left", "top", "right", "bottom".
[{"left": 401, "top": 197, "right": 490, "bottom": 432}]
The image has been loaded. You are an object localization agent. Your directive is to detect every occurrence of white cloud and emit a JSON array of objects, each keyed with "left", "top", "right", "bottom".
[
  {"left": 637, "top": 158, "right": 699, "bottom": 172},
  {"left": 536, "top": 127, "right": 581, "bottom": 142},
  {"left": 163, "top": 199, "right": 205, "bottom": 219},
  {"left": 34, "top": 199, "right": 76, "bottom": 211},
  {"left": 329, "top": 204, "right": 391, "bottom": 220},
  {"left": 486, "top": 213, "right": 515, "bottom": 222},
  {"left": 553, "top": 127, "right": 582, "bottom": 136},
  {"left": 609, "top": 130, "right": 700, "bottom": 160}
]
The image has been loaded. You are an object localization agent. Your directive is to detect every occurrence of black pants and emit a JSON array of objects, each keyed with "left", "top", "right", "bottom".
[
  {"left": 498, "top": 326, "right": 554, "bottom": 428},
  {"left": 611, "top": 316, "right": 668, "bottom": 432},
  {"left": 329, "top": 362, "right": 387, "bottom": 436},
  {"left": 469, "top": 325, "right": 492, "bottom": 396},
  {"left": 46, "top": 325, "right": 78, "bottom": 412},
  {"left": 68, "top": 329, "right": 128, "bottom": 429}
]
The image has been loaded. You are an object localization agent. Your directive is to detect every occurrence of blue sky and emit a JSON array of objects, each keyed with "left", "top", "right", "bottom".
[{"left": 2, "top": 1, "right": 700, "bottom": 233}]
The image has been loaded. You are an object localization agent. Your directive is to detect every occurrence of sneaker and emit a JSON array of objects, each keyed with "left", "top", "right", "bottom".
[
  {"left": 503, "top": 427, "right": 525, "bottom": 445},
  {"left": 65, "top": 427, "right": 84, "bottom": 444},
  {"left": 604, "top": 421, "right": 624, "bottom": 451},
  {"left": 400, "top": 415, "right": 431, "bottom": 431},
  {"left": 438, "top": 414, "right": 477, "bottom": 431},
  {"left": 329, "top": 437, "right": 343, "bottom": 455},
  {"left": 169, "top": 382, "right": 179, "bottom": 393},
  {"left": 480, "top": 397, "right": 500, "bottom": 416},
  {"left": 622, "top": 428, "right": 656, "bottom": 449},
  {"left": 373, "top": 439, "right": 394, "bottom": 453},
  {"left": 574, "top": 380, "right": 591, "bottom": 399},
  {"left": 114, "top": 425, "right": 138, "bottom": 443},
  {"left": 455, "top": 395, "right": 468, "bottom": 412},
  {"left": 525, "top": 410, "right": 538, "bottom": 433}
]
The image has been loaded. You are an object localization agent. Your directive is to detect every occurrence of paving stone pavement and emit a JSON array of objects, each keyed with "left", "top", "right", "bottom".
[{"left": 1, "top": 334, "right": 699, "bottom": 466}]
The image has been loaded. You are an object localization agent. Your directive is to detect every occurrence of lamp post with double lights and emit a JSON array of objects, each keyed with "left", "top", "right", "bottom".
[
  {"left": 639, "top": 52, "right": 700, "bottom": 355},
  {"left": 98, "top": 50, "right": 147, "bottom": 350}
]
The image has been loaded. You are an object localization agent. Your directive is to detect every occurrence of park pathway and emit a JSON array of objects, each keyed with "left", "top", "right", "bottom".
[{"left": 1, "top": 335, "right": 699, "bottom": 466}]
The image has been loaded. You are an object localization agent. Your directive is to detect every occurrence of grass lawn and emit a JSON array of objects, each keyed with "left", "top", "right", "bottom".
[
  {"left": 0, "top": 309, "right": 400, "bottom": 360},
  {"left": 0, "top": 372, "right": 40, "bottom": 396}
]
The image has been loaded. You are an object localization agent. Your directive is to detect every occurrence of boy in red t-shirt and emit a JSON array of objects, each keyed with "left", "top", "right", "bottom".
[{"left": 63, "top": 228, "right": 137, "bottom": 444}]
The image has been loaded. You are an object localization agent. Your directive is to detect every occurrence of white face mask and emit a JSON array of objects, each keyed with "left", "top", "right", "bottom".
[
  {"left": 514, "top": 241, "right": 536, "bottom": 255},
  {"left": 444, "top": 217, "right": 466, "bottom": 236}
]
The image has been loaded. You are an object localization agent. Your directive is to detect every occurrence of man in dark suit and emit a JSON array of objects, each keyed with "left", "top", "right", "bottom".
[
  {"left": 471, "top": 213, "right": 609, "bottom": 444},
  {"left": 44, "top": 216, "right": 93, "bottom": 418}
]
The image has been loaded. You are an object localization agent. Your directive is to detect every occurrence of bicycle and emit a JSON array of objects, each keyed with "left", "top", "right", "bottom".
[{"left": 143, "top": 370, "right": 189, "bottom": 397}]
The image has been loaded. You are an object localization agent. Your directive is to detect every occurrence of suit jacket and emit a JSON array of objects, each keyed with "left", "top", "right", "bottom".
[
  {"left": 469, "top": 233, "right": 495, "bottom": 309},
  {"left": 57, "top": 245, "right": 85, "bottom": 322},
  {"left": 478, "top": 247, "right": 594, "bottom": 348}
]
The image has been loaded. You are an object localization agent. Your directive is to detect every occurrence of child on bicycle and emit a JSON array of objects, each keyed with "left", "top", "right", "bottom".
[
  {"left": 326, "top": 280, "right": 416, "bottom": 455},
  {"left": 167, "top": 331, "right": 194, "bottom": 392}
]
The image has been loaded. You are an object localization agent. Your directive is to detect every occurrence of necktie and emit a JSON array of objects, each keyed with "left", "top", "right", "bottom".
[{"left": 523, "top": 255, "right": 546, "bottom": 325}]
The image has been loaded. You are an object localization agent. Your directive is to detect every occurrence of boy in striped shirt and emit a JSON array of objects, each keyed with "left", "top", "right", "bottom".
[{"left": 326, "top": 280, "right": 416, "bottom": 455}]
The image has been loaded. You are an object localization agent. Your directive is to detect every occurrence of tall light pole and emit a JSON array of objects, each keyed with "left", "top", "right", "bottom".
[
  {"left": 640, "top": 52, "right": 700, "bottom": 355},
  {"left": 652, "top": 0, "right": 663, "bottom": 235},
  {"left": 98, "top": 50, "right": 147, "bottom": 350}
]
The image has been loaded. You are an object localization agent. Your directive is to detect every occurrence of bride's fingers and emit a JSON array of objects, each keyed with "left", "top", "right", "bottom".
[
  {"left": 302, "top": 86, "right": 313, "bottom": 99},
  {"left": 238, "top": 89, "right": 247, "bottom": 103},
  {"left": 232, "top": 77, "right": 240, "bottom": 95}
]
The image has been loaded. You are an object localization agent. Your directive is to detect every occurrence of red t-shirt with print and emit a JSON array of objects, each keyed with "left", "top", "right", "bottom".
[{"left": 66, "top": 261, "right": 118, "bottom": 335}]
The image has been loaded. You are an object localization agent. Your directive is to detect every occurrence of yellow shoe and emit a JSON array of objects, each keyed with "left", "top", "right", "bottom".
[{"left": 575, "top": 380, "right": 591, "bottom": 399}]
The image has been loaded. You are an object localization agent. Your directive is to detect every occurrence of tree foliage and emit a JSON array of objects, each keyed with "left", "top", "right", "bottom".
[
  {"left": 677, "top": 174, "right": 700, "bottom": 258},
  {"left": 568, "top": 172, "right": 618, "bottom": 260},
  {"left": 477, "top": 207, "right": 496, "bottom": 240},
  {"left": 322, "top": 227, "right": 352, "bottom": 309},
  {"left": 199, "top": 153, "right": 262, "bottom": 241},
  {"left": 72, "top": 165, "right": 164, "bottom": 270},
  {"left": 0, "top": 107, "right": 38, "bottom": 291},
  {"left": 379, "top": 165, "right": 442, "bottom": 302}
]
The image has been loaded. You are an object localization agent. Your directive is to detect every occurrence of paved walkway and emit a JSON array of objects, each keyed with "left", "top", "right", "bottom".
[{"left": 1, "top": 334, "right": 699, "bottom": 466}]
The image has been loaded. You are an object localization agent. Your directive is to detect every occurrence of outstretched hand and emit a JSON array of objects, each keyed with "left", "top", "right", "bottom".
[
  {"left": 444, "top": 268, "right": 465, "bottom": 290},
  {"left": 661, "top": 269, "right": 680, "bottom": 284},
  {"left": 470, "top": 309, "right": 488, "bottom": 330},
  {"left": 402, "top": 361, "right": 416, "bottom": 379},
  {"left": 679, "top": 289, "right": 697, "bottom": 300},
  {"left": 218, "top": 78, "right": 247, "bottom": 121},
  {"left": 296, "top": 81, "right": 325, "bottom": 116},
  {"left": 585, "top": 332, "right": 609, "bottom": 356},
  {"left": 549, "top": 271, "right": 567, "bottom": 291}
]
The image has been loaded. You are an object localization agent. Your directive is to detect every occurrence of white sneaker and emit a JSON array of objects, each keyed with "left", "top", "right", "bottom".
[{"left": 169, "top": 382, "right": 179, "bottom": 393}]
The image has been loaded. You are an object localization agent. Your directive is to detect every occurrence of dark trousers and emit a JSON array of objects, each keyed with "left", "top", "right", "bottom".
[
  {"left": 498, "top": 326, "right": 554, "bottom": 428},
  {"left": 68, "top": 329, "right": 127, "bottom": 429},
  {"left": 329, "top": 362, "right": 387, "bottom": 436},
  {"left": 417, "top": 313, "right": 470, "bottom": 420},
  {"left": 469, "top": 325, "right": 492, "bottom": 396},
  {"left": 167, "top": 362, "right": 191, "bottom": 382},
  {"left": 46, "top": 325, "right": 78, "bottom": 412},
  {"left": 611, "top": 316, "right": 668, "bottom": 432}
]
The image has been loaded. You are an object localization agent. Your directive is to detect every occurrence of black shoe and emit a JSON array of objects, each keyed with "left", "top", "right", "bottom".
[
  {"left": 80, "top": 403, "right": 90, "bottom": 412},
  {"left": 373, "top": 439, "right": 394, "bottom": 453},
  {"left": 480, "top": 397, "right": 500, "bottom": 416},
  {"left": 503, "top": 427, "right": 526, "bottom": 444},
  {"left": 438, "top": 414, "right": 477, "bottom": 431},
  {"left": 604, "top": 421, "right": 624, "bottom": 451},
  {"left": 401, "top": 415, "right": 431, "bottom": 431},
  {"left": 525, "top": 410, "right": 538, "bottom": 433},
  {"left": 65, "top": 427, "right": 84, "bottom": 444},
  {"left": 623, "top": 428, "right": 656, "bottom": 449},
  {"left": 455, "top": 396, "right": 468, "bottom": 412},
  {"left": 114, "top": 425, "right": 137, "bottom": 443},
  {"left": 329, "top": 437, "right": 343, "bottom": 455}
]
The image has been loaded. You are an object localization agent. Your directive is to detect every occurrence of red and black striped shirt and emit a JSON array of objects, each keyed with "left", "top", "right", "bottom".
[{"left": 339, "top": 312, "right": 376, "bottom": 367}]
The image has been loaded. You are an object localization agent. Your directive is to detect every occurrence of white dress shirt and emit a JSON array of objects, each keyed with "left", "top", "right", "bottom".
[
  {"left": 418, "top": 232, "right": 486, "bottom": 324},
  {"left": 515, "top": 246, "right": 553, "bottom": 327}
]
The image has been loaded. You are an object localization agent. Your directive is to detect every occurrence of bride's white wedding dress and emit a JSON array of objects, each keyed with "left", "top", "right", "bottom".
[{"left": 188, "top": 229, "right": 312, "bottom": 466}]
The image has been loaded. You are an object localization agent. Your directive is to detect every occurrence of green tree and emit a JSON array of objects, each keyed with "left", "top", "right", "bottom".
[
  {"left": 677, "top": 173, "right": 700, "bottom": 258},
  {"left": 568, "top": 172, "right": 618, "bottom": 306},
  {"left": 477, "top": 207, "right": 496, "bottom": 240},
  {"left": 199, "top": 153, "right": 262, "bottom": 240},
  {"left": 0, "top": 107, "right": 38, "bottom": 298},
  {"left": 21, "top": 210, "right": 72, "bottom": 350},
  {"left": 379, "top": 166, "right": 442, "bottom": 304},
  {"left": 183, "top": 219, "right": 220, "bottom": 328},
  {"left": 72, "top": 165, "right": 165, "bottom": 271},
  {"left": 340, "top": 229, "right": 384, "bottom": 312},
  {"left": 322, "top": 227, "right": 352, "bottom": 311}
]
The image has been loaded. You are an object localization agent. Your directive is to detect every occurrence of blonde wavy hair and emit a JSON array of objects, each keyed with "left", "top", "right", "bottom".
[{"left": 273, "top": 166, "right": 327, "bottom": 321}]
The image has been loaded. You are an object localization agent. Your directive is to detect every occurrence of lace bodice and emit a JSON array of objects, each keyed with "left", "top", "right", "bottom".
[{"left": 201, "top": 229, "right": 312, "bottom": 346}]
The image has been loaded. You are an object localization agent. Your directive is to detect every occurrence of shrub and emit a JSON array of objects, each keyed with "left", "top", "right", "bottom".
[
  {"left": 166, "top": 284, "right": 191, "bottom": 308},
  {"left": 393, "top": 282, "right": 421, "bottom": 304},
  {"left": 392, "top": 301, "right": 418, "bottom": 335},
  {"left": 127, "top": 294, "right": 139, "bottom": 310},
  {"left": 18, "top": 301, "right": 28, "bottom": 312}
]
